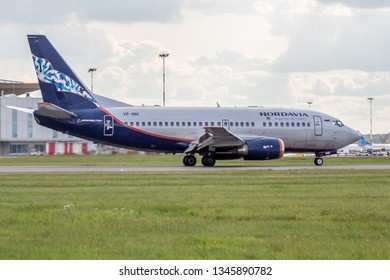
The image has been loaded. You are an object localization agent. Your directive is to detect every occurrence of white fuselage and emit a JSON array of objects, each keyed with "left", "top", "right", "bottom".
[{"left": 105, "top": 106, "right": 359, "bottom": 152}]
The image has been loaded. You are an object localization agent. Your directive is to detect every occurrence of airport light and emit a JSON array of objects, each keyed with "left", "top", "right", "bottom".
[
  {"left": 307, "top": 101, "right": 313, "bottom": 110},
  {"left": 159, "top": 52, "right": 169, "bottom": 107},
  {"left": 88, "top": 68, "right": 97, "bottom": 92},
  {"left": 368, "top": 97, "right": 374, "bottom": 143}
]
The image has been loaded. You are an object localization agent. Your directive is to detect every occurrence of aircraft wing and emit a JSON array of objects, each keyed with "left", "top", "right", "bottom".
[{"left": 185, "top": 126, "right": 245, "bottom": 153}]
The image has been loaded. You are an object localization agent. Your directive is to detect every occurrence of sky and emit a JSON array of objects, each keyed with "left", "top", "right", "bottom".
[{"left": 1, "top": 0, "right": 390, "bottom": 134}]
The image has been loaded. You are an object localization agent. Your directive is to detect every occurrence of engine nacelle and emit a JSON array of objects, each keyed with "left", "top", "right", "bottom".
[{"left": 243, "top": 137, "right": 285, "bottom": 160}]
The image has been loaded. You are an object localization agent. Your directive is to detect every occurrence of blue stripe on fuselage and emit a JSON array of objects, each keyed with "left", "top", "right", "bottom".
[{"left": 34, "top": 108, "right": 191, "bottom": 153}]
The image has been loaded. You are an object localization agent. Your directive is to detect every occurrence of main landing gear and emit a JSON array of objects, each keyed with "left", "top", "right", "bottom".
[
  {"left": 183, "top": 155, "right": 197, "bottom": 166},
  {"left": 183, "top": 154, "right": 216, "bottom": 167},
  {"left": 201, "top": 155, "right": 216, "bottom": 167}
]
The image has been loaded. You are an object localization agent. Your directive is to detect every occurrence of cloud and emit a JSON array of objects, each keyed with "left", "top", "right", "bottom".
[
  {"left": 185, "top": 0, "right": 259, "bottom": 16},
  {"left": 0, "top": 0, "right": 183, "bottom": 24},
  {"left": 78, "top": 0, "right": 183, "bottom": 23},
  {"left": 1, "top": 0, "right": 390, "bottom": 133},
  {"left": 261, "top": 0, "right": 390, "bottom": 72},
  {"left": 286, "top": 70, "right": 390, "bottom": 132},
  {"left": 317, "top": 0, "right": 390, "bottom": 9}
]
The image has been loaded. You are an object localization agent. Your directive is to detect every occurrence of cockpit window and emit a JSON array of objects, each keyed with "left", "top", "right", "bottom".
[{"left": 333, "top": 120, "right": 344, "bottom": 127}]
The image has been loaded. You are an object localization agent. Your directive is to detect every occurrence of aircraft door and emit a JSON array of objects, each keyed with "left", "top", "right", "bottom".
[
  {"left": 104, "top": 115, "right": 114, "bottom": 136},
  {"left": 313, "top": 116, "right": 322, "bottom": 136},
  {"left": 222, "top": 119, "right": 230, "bottom": 130}
]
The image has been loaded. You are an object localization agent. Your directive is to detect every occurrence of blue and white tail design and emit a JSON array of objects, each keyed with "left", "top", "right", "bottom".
[
  {"left": 27, "top": 35, "right": 98, "bottom": 110},
  {"left": 357, "top": 132, "right": 372, "bottom": 147}
]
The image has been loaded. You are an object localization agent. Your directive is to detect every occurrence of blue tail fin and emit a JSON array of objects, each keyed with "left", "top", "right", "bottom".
[
  {"left": 27, "top": 35, "right": 98, "bottom": 110},
  {"left": 357, "top": 132, "right": 372, "bottom": 147}
]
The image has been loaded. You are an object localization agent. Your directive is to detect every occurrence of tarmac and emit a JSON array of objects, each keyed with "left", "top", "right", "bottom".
[{"left": 0, "top": 165, "right": 389, "bottom": 172}]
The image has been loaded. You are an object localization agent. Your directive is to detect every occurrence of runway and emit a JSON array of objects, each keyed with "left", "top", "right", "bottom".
[{"left": 0, "top": 165, "right": 389, "bottom": 172}]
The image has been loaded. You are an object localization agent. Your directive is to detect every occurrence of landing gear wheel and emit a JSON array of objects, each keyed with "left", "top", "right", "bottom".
[
  {"left": 202, "top": 155, "right": 216, "bottom": 167},
  {"left": 314, "top": 157, "right": 324, "bottom": 166},
  {"left": 183, "top": 155, "right": 197, "bottom": 166}
]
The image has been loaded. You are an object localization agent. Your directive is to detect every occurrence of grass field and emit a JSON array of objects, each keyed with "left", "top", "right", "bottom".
[
  {"left": 0, "top": 153, "right": 390, "bottom": 166},
  {"left": 0, "top": 155, "right": 389, "bottom": 260}
]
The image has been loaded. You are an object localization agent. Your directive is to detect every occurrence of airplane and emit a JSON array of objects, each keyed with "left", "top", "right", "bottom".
[
  {"left": 358, "top": 133, "right": 390, "bottom": 152},
  {"left": 23, "top": 34, "right": 360, "bottom": 166}
]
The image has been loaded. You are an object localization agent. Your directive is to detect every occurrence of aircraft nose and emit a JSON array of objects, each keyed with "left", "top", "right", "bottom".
[{"left": 348, "top": 129, "right": 360, "bottom": 144}]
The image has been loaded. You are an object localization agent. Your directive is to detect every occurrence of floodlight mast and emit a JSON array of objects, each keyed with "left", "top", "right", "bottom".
[
  {"left": 368, "top": 97, "right": 374, "bottom": 143},
  {"left": 159, "top": 52, "right": 169, "bottom": 107},
  {"left": 88, "top": 68, "right": 97, "bottom": 92}
]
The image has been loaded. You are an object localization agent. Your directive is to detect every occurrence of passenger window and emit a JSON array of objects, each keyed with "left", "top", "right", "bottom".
[
  {"left": 286, "top": 122, "right": 289, "bottom": 127},
  {"left": 182, "top": 122, "right": 186, "bottom": 127},
  {"left": 153, "top": 122, "right": 157, "bottom": 126},
  {"left": 268, "top": 122, "right": 272, "bottom": 127},
  {"left": 130, "top": 122, "right": 134, "bottom": 126},
  {"left": 211, "top": 122, "right": 215, "bottom": 126},
  {"left": 251, "top": 122, "right": 255, "bottom": 127},
  {"left": 176, "top": 122, "right": 180, "bottom": 126},
  {"left": 291, "top": 122, "right": 295, "bottom": 127},
  {"left": 170, "top": 121, "right": 174, "bottom": 126},
  {"left": 217, "top": 122, "right": 221, "bottom": 126},
  {"left": 205, "top": 122, "right": 209, "bottom": 126},
  {"left": 142, "top": 122, "right": 145, "bottom": 126},
  {"left": 307, "top": 122, "right": 310, "bottom": 127},
  {"left": 193, "top": 122, "right": 197, "bottom": 127},
  {"left": 263, "top": 122, "right": 267, "bottom": 127},
  {"left": 188, "top": 122, "right": 191, "bottom": 127},
  {"left": 199, "top": 122, "right": 203, "bottom": 126},
  {"left": 245, "top": 122, "right": 249, "bottom": 127},
  {"left": 275, "top": 122, "right": 278, "bottom": 127},
  {"left": 302, "top": 122, "right": 305, "bottom": 127},
  {"left": 297, "top": 122, "right": 300, "bottom": 127},
  {"left": 136, "top": 122, "right": 140, "bottom": 126},
  {"left": 235, "top": 122, "right": 239, "bottom": 127},
  {"left": 281, "top": 122, "right": 284, "bottom": 127},
  {"left": 230, "top": 122, "right": 234, "bottom": 127},
  {"left": 165, "top": 122, "right": 168, "bottom": 126}
]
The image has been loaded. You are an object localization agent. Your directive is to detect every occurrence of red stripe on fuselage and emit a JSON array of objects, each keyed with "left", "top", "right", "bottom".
[{"left": 98, "top": 106, "right": 195, "bottom": 143}]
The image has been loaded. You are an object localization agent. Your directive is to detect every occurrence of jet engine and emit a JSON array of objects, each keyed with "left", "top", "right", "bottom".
[
  {"left": 211, "top": 137, "right": 285, "bottom": 160},
  {"left": 242, "top": 137, "right": 285, "bottom": 160}
]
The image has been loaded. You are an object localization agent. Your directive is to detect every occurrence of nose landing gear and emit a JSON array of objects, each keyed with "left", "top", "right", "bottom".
[{"left": 314, "top": 155, "right": 324, "bottom": 166}]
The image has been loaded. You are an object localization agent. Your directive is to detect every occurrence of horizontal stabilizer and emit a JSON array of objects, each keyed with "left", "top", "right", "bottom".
[
  {"left": 36, "top": 102, "right": 78, "bottom": 120},
  {"left": 6, "top": 106, "right": 35, "bottom": 114}
]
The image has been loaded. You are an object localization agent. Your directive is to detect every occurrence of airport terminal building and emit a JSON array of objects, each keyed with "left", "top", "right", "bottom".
[{"left": 0, "top": 79, "right": 92, "bottom": 156}]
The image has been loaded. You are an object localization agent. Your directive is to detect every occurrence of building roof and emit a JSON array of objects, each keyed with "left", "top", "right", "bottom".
[{"left": 0, "top": 79, "right": 39, "bottom": 96}]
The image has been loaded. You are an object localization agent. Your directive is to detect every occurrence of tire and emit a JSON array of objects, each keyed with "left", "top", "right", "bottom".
[
  {"left": 202, "top": 155, "right": 216, "bottom": 167},
  {"left": 314, "top": 157, "right": 324, "bottom": 166},
  {"left": 186, "top": 155, "right": 197, "bottom": 166},
  {"left": 183, "top": 155, "right": 197, "bottom": 166}
]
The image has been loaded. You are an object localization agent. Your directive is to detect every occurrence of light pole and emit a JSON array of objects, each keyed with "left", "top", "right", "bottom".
[
  {"left": 159, "top": 52, "right": 169, "bottom": 107},
  {"left": 88, "top": 68, "right": 97, "bottom": 92},
  {"left": 368, "top": 97, "right": 374, "bottom": 143},
  {"left": 307, "top": 101, "right": 313, "bottom": 110}
]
